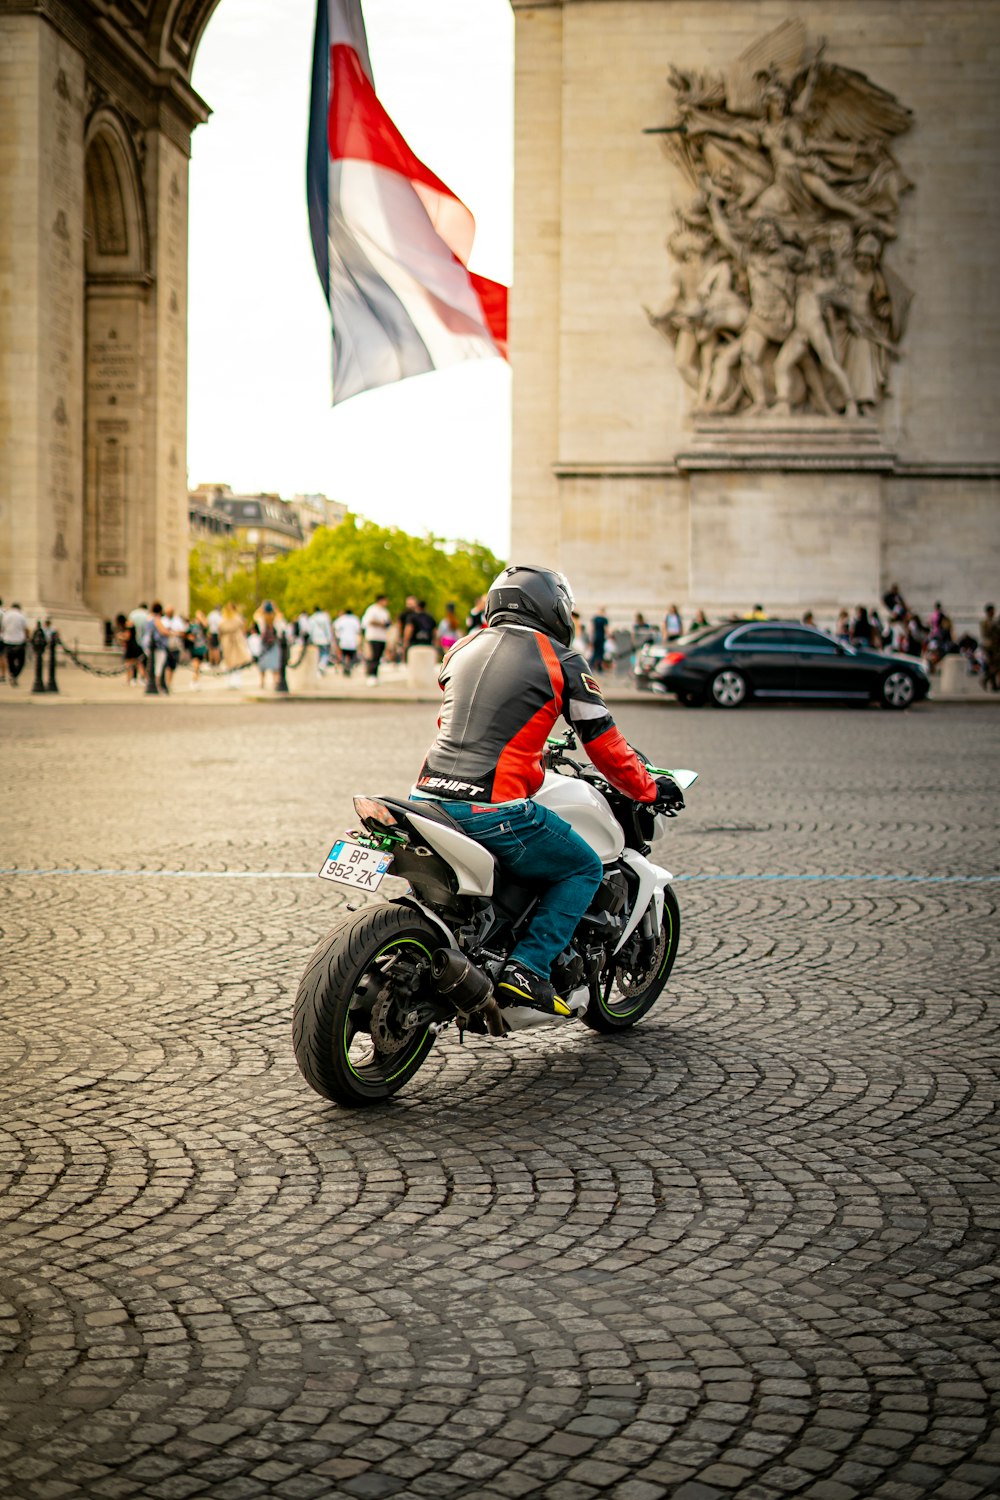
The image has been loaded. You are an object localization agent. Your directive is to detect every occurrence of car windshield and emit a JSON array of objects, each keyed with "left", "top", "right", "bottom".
[{"left": 673, "top": 624, "right": 728, "bottom": 648}]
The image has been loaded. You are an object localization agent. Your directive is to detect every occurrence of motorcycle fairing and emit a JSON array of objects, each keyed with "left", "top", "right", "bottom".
[
  {"left": 404, "top": 810, "right": 496, "bottom": 896},
  {"left": 535, "top": 770, "right": 626, "bottom": 862}
]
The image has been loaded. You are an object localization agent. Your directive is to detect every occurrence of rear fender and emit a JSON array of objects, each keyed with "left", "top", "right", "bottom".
[{"left": 392, "top": 895, "right": 457, "bottom": 949}]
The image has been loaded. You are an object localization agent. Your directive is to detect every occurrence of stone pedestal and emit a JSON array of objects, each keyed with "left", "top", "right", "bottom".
[
  {"left": 677, "top": 415, "right": 896, "bottom": 474},
  {"left": 406, "top": 645, "right": 441, "bottom": 692}
]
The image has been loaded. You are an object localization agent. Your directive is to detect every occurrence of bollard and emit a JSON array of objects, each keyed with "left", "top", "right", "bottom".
[
  {"left": 31, "top": 624, "right": 47, "bottom": 693},
  {"left": 46, "top": 630, "right": 59, "bottom": 693},
  {"left": 276, "top": 633, "right": 290, "bottom": 694},
  {"left": 144, "top": 644, "right": 159, "bottom": 695}
]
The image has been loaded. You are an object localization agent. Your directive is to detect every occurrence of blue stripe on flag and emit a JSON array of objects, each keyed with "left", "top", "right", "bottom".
[{"left": 307, "top": 0, "right": 331, "bottom": 303}]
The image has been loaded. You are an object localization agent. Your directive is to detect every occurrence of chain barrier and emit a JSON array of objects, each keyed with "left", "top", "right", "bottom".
[
  {"left": 59, "top": 642, "right": 130, "bottom": 677},
  {"left": 58, "top": 638, "right": 310, "bottom": 679}
]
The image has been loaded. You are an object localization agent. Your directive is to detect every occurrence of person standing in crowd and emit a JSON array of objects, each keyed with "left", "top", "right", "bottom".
[
  {"left": 466, "top": 595, "right": 487, "bottom": 633},
  {"left": 631, "top": 612, "right": 655, "bottom": 650},
  {"left": 128, "top": 601, "right": 149, "bottom": 643},
  {"left": 159, "top": 605, "right": 186, "bottom": 692},
  {"left": 116, "top": 611, "right": 144, "bottom": 685},
  {"left": 869, "top": 608, "right": 886, "bottom": 648},
  {"left": 0, "top": 600, "right": 6, "bottom": 684},
  {"left": 1, "top": 601, "right": 29, "bottom": 686},
  {"left": 589, "top": 607, "right": 609, "bottom": 673},
  {"left": 883, "top": 582, "right": 906, "bottom": 619},
  {"left": 187, "top": 611, "right": 210, "bottom": 686},
  {"left": 572, "top": 611, "right": 588, "bottom": 655},
  {"left": 835, "top": 609, "right": 851, "bottom": 645},
  {"left": 361, "top": 593, "right": 392, "bottom": 684},
  {"left": 925, "top": 606, "right": 954, "bottom": 670},
  {"left": 218, "top": 601, "right": 250, "bottom": 688},
  {"left": 206, "top": 604, "right": 222, "bottom": 668},
  {"left": 437, "top": 602, "right": 461, "bottom": 656},
  {"left": 980, "top": 604, "right": 1000, "bottom": 692},
  {"left": 142, "top": 604, "right": 170, "bottom": 690},
  {"left": 850, "top": 605, "right": 872, "bottom": 647},
  {"left": 403, "top": 599, "right": 437, "bottom": 657},
  {"left": 334, "top": 604, "right": 362, "bottom": 675},
  {"left": 664, "top": 603, "right": 683, "bottom": 640},
  {"left": 890, "top": 611, "right": 912, "bottom": 654},
  {"left": 307, "top": 603, "right": 334, "bottom": 676},
  {"left": 397, "top": 594, "right": 419, "bottom": 659},
  {"left": 255, "top": 602, "right": 283, "bottom": 690}
]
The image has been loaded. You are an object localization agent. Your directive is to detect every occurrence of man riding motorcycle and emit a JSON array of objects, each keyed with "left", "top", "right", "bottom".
[{"left": 413, "top": 564, "right": 685, "bottom": 1014}]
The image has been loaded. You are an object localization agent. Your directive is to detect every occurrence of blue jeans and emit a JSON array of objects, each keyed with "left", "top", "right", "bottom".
[{"left": 428, "top": 798, "right": 604, "bottom": 979}]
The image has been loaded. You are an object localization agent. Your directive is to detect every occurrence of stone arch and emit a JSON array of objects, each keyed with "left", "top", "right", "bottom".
[
  {"left": 83, "top": 110, "right": 151, "bottom": 620},
  {"left": 149, "top": 0, "right": 225, "bottom": 74},
  {"left": 84, "top": 109, "right": 148, "bottom": 281}
]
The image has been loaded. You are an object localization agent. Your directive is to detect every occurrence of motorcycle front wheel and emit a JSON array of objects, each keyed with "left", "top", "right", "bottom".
[
  {"left": 292, "top": 903, "right": 440, "bottom": 1107},
  {"left": 583, "top": 885, "right": 681, "bottom": 1032}
]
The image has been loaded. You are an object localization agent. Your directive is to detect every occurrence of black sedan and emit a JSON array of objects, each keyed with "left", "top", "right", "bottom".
[{"left": 637, "top": 620, "right": 930, "bottom": 709}]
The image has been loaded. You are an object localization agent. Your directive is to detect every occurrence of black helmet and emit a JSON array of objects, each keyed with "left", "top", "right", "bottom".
[{"left": 485, "top": 564, "right": 575, "bottom": 647}]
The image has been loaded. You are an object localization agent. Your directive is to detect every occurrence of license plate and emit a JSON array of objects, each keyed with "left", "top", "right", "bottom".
[{"left": 319, "top": 839, "right": 393, "bottom": 890}]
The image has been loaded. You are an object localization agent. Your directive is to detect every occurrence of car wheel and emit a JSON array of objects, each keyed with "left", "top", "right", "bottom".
[
  {"left": 880, "top": 669, "right": 916, "bottom": 710},
  {"left": 710, "top": 669, "right": 748, "bottom": 708}
]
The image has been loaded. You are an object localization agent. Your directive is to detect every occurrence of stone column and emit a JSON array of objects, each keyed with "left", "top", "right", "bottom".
[
  {"left": 144, "top": 133, "right": 192, "bottom": 611},
  {"left": 0, "top": 13, "right": 89, "bottom": 631},
  {"left": 510, "top": 1, "right": 564, "bottom": 563},
  {"left": 1, "top": 6, "right": 204, "bottom": 643}
]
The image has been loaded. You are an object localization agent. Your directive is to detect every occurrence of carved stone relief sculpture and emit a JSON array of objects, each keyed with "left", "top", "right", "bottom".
[{"left": 645, "top": 19, "right": 914, "bottom": 418}]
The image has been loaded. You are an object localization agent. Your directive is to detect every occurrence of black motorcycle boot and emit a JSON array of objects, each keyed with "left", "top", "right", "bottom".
[{"left": 496, "top": 960, "right": 572, "bottom": 1017}]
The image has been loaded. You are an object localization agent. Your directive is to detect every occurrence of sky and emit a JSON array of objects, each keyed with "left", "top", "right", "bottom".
[{"left": 187, "top": 0, "right": 514, "bottom": 556}]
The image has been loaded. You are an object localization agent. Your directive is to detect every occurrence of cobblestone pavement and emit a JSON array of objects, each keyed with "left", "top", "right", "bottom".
[{"left": 1, "top": 701, "right": 998, "bottom": 1500}]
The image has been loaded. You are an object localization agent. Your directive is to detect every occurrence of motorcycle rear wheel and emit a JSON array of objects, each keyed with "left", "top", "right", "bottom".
[
  {"left": 583, "top": 886, "right": 681, "bottom": 1032},
  {"left": 292, "top": 903, "right": 440, "bottom": 1107}
]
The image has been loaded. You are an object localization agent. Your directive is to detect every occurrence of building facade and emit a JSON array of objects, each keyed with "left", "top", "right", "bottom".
[{"left": 510, "top": 0, "right": 1000, "bottom": 627}]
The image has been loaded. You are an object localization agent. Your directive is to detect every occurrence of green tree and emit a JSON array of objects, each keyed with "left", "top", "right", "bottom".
[
  {"left": 242, "top": 516, "right": 503, "bottom": 621},
  {"left": 189, "top": 515, "right": 505, "bottom": 623}
]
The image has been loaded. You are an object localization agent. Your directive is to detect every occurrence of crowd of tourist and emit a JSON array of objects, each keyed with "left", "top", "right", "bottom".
[
  {"left": 105, "top": 593, "right": 494, "bottom": 691},
  {"left": 15, "top": 581, "right": 992, "bottom": 694}
]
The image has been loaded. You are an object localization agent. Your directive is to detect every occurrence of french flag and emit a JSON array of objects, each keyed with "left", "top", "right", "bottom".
[{"left": 307, "top": 0, "right": 508, "bottom": 406}]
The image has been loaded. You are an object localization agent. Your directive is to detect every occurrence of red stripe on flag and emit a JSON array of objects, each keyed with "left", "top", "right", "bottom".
[
  {"left": 470, "top": 271, "right": 508, "bottom": 357},
  {"left": 330, "top": 45, "right": 458, "bottom": 214}
]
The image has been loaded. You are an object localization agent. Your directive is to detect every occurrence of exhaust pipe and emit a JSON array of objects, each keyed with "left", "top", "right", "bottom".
[{"left": 431, "top": 948, "right": 505, "bottom": 1036}]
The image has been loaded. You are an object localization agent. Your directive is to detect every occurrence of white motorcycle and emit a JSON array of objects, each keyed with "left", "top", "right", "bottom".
[{"left": 293, "top": 729, "right": 697, "bottom": 1108}]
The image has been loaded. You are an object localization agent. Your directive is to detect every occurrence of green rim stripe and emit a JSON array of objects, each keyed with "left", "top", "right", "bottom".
[{"left": 343, "top": 935, "right": 434, "bottom": 1084}]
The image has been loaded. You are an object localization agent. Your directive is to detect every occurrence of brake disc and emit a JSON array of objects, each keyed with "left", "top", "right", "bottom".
[
  {"left": 615, "top": 930, "right": 663, "bottom": 996},
  {"left": 367, "top": 988, "right": 414, "bottom": 1056}
]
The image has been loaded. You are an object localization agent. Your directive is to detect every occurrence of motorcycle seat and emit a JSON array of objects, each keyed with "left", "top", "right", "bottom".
[{"left": 379, "top": 795, "right": 468, "bottom": 834}]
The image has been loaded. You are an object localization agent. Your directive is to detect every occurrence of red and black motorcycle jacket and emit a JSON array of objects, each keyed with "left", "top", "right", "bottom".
[{"left": 415, "top": 623, "right": 659, "bottom": 805}]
